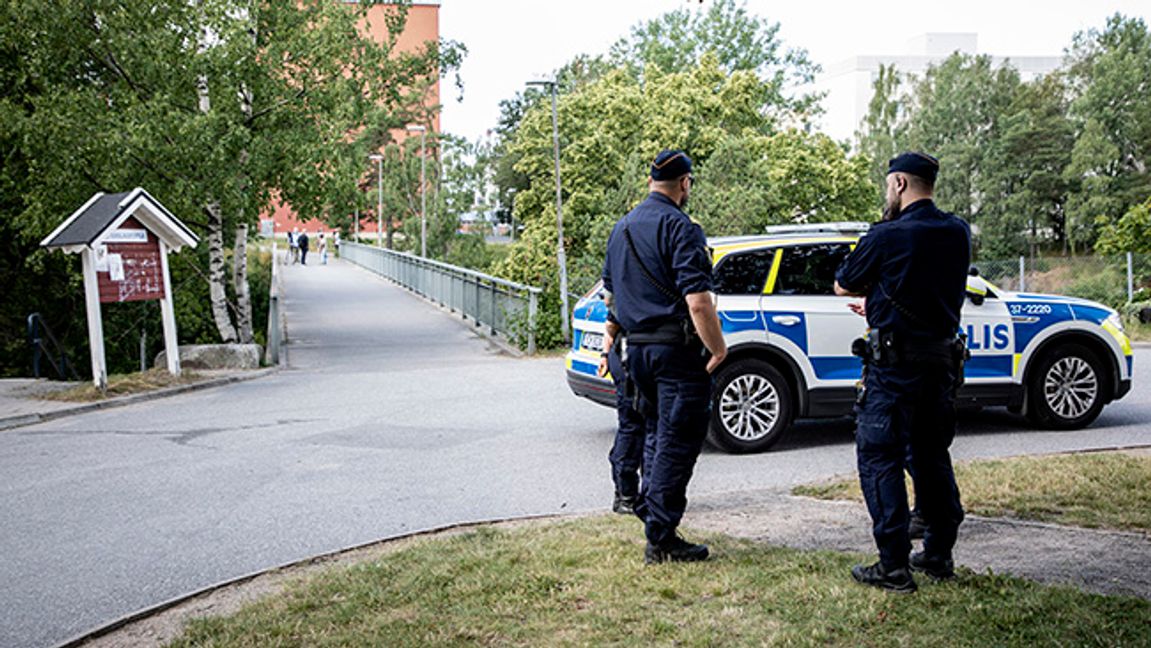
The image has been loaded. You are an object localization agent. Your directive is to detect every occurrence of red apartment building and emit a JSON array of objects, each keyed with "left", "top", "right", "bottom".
[{"left": 263, "top": 1, "right": 440, "bottom": 239}]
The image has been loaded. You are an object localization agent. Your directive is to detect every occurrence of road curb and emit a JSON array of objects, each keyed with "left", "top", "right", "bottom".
[
  {"left": 0, "top": 367, "right": 280, "bottom": 432},
  {"left": 53, "top": 512, "right": 567, "bottom": 648}
]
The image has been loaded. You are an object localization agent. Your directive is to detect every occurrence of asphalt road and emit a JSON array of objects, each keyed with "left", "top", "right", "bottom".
[{"left": 1, "top": 259, "right": 1148, "bottom": 648}]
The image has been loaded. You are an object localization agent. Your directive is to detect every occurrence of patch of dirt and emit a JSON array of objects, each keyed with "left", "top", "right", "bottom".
[{"left": 685, "top": 489, "right": 1151, "bottom": 600}]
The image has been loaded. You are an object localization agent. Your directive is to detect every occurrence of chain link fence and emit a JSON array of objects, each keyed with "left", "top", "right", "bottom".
[{"left": 974, "top": 253, "right": 1149, "bottom": 306}]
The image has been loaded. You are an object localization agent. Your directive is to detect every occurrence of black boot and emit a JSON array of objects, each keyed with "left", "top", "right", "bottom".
[
  {"left": 910, "top": 551, "right": 956, "bottom": 580},
  {"left": 644, "top": 535, "right": 709, "bottom": 565},
  {"left": 851, "top": 561, "right": 917, "bottom": 593},
  {"left": 612, "top": 492, "right": 637, "bottom": 515},
  {"left": 908, "top": 510, "right": 927, "bottom": 540}
]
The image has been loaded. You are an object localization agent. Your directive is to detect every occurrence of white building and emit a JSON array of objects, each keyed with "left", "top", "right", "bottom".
[{"left": 812, "top": 33, "right": 1062, "bottom": 145}]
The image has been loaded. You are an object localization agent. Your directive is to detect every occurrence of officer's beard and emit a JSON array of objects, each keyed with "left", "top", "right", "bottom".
[
  {"left": 882, "top": 192, "right": 902, "bottom": 222},
  {"left": 679, "top": 193, "right": 690, "bottom": 209}
]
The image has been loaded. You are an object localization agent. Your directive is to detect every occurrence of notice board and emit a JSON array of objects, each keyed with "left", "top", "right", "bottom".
[{"left": 96, "top": 216, "right": 166, "bottom": 303}]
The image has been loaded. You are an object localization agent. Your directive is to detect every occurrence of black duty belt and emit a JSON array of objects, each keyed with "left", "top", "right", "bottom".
[
  {"left": 898, "top": 336, "right": 956, "bottom": 356},
  {"left": 627, "top": 319, "right": 694, "bottom": 345}
]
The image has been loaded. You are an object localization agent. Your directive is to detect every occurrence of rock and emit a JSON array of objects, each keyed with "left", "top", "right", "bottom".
[{"left": 154, "top": 344, "right": 263, "bottom": 370}]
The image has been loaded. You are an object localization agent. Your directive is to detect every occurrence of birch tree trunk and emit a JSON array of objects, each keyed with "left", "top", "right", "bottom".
[
  {"left": 232, "top": 224, "right": 254, "bottom": 343},
  {"left": 206, "top": 201, "right": 239, "bottom": 343}
]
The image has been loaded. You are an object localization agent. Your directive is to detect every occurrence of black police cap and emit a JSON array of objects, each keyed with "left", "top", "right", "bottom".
[
  {"left": 651, "top": 149, "right": 693, "bottom": 181},
  {"left": 888, "top": 151, "right": 939, "bottom": 184}
]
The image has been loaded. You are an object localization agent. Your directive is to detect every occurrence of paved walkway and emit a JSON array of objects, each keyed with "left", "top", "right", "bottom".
[
  {"left": 0, "top": 379, "right": 81, "bottom": 422},
  {"left": 688, "top": 487, "right": 1151, "bottom": 600}
]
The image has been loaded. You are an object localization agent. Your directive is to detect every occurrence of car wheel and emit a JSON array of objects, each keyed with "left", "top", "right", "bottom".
[
  {"left": 708, "top": 358, "right": 794, "bottom": 453},
  {"left": 1026, "top": 343, "right": 1108, "bottom": 430}
]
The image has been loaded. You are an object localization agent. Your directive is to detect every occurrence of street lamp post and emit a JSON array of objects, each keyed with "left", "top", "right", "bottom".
[
  {"left": 406, "top": 124, "right": 428, "bottom": 258},
  {"left": 369, "top": 153, "right": 384, "bottom": 248},
  {"left": 526, "top": 79, "right": 569, "bottom": 343}
]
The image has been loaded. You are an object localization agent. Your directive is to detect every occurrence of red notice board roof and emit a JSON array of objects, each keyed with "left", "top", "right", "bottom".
[{"left": 41, "top": 188, "right": 199, "bottom": 254}]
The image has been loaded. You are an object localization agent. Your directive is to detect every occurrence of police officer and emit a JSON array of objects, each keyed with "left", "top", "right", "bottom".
[
  {"left": 834, "top": 151, "right": 969, "bottom": 592},
  {"left": 602, "top": 149, "right": 727, "bottom": 564},
  {"left": 598, "top": 325, "right": 645, "bottom": 515}
]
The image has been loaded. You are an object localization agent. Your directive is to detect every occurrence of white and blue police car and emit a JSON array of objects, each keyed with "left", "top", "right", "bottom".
[{"left": 566, "top": 223, "right": 1135, "bottom": 453}]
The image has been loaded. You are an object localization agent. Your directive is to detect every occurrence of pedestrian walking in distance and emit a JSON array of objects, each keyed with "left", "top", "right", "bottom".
[{"left": 298, "top": 230, "right": 310, "bottom": 266}]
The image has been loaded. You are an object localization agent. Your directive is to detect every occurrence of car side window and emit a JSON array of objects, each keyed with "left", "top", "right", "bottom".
[
  {"left": 773, "top": 243, "right": 853, "bottom": 295},
  {"left": 714, "top": 249, "right": 775, "bottom": 295}
]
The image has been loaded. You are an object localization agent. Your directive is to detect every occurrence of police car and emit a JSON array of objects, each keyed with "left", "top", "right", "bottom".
[{"left": 565, "top": 223, "right": 1134, "bottom": 453}]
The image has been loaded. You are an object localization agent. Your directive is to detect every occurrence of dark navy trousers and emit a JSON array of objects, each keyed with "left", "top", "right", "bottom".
[
  {"left": 607, "top": 346, "right": 646, "bottom": 497},
  {"left": 855, "top": 361, "right": 965, "bottom": 570},
  {"left": 626, "top": 342, "right": 711, "bottom": 545}
]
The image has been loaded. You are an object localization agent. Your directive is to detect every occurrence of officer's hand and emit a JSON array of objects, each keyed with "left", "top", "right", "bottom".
[
  {"left": 848, "top": 300, "right": 866, "bottom": 317},
  {"left": 597, "top": 354, "right": 609, "bottom": 378},
  {"left": 706, "top": 349, "right": 726, "bottom": 374}
]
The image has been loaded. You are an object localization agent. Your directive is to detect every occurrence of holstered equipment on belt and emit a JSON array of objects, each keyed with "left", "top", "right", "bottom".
[{"left": 851, "top": 329, "right": 970, "bottom": 388}]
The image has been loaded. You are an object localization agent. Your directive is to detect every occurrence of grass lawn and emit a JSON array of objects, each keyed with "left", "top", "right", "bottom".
[
  {"left": 793, "top": 451, "right": 1151, "bottom": 533},
  {"left": 37, "top": 368, "right": 206, "bottom": 402},
  {"left": 169, "top": 516, "right": 1149, "bottom": 647}
]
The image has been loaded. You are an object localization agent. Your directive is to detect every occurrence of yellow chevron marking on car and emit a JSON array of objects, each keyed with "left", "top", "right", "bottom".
[
  {"left": 1102, "top": 319, "right": 1133, "bottom": 355},
  {"left": 1013, "top": 353, "right": 1022, "bottom": 376},
  {"left": 764, "top": 249, "right": 784, "bottom": 294}
]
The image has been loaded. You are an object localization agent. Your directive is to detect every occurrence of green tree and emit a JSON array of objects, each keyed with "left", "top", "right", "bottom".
[
  {"left": 1096, "top": 196, "right": 1151, "bottom": 254},
  {"left": 902, "top": 54, "right": 1021, "bottom": 233},
  {"left": 608, "top": 0, "right": 820, "bottom": 121},
  {"left": 1066, "top": 14, "right": 1151, "bottom": 252},
  {"left": 2, "top": 0, "right": 460, "bottom": 374},
  {"left": 1065, "top": 119, "right": 1125, "bottom": 253},
  {"left": 978, "top": 74, "right": 1076, "bottom": 258},
  {"left": 855, "top": 64, "right": 906, "bottom": 193},
  {"left": 692, "top": 130, "right": 876, "bottom": 235},
  {"left": 494, "top": 55, "right": 871, "bottom": 348}
]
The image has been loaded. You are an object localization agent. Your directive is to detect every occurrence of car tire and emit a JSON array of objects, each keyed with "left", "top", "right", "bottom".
[
  {"left": 1026, "top": 343, "right": 1109, "bottom": 430},
  {"left": 708, "top": 358, "right": 794, "bottom": 453}
]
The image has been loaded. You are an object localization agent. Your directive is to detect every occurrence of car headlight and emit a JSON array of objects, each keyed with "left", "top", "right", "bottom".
[{"left": 1106, "top": 311, "right": 1126, "bottom": 334}]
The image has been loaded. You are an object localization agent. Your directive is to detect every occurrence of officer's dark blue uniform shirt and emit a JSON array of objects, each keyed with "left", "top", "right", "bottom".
[
  {"left": 602, "top": 192, "right": 712, "bottom": 333},
  {"left": 835, "top": 199, "right": 971, "bottom": 339}
]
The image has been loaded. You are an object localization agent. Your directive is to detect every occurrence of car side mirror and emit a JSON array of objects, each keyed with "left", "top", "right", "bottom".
[{"left": 966, "top": 274, "right": 988, "bottom": 306}]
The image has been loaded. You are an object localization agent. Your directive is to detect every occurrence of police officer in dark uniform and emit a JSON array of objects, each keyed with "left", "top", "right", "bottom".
[
  {"left": 834, "top": 152, "right": 969, "bottom": 592},
  {"left": 598, "top": 323, "right": 646, "bottom": 515},
  {"left": 602, "top": 149, "right": 727, "bottom": 564}
]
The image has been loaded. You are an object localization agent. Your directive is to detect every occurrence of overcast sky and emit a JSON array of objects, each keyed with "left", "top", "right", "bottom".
[{"left": 439, "top": 0, "right": 1150, "bottom": 141}]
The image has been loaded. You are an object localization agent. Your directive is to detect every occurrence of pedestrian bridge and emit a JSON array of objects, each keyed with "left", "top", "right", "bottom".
[{"left": 340, "top": 242, "right": 542, "bottom": 354}]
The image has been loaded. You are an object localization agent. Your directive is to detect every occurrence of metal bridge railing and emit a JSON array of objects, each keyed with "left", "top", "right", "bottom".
[
  {"left": 264, "top": 241, "right": 284, "bottom": 366},
  {"left": 342, "top": 242, "right": 542, "bottom": 354},
  {"left": 27, "top": 312, "right": 81, "bottom": 381}
]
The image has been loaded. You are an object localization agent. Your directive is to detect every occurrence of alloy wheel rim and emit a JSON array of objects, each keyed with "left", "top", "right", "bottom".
[
  {"left": 1043, "top": 356, "right": 1098, "bottom": 420},
  {"left": 719, "top": 374, "right": 780, "bottom": 441}
]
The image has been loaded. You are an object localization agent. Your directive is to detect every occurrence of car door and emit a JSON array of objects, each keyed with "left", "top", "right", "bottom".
[
  {"left": 763, "top": 242, "right": 863, "bottom": 391},
  {"left": 712, "top": 248, "right": 773, "bottom": 344}
]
